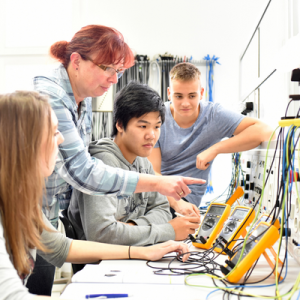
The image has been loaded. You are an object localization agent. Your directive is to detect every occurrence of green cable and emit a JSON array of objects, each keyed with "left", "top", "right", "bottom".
[
  {"left": 275, "top": 125, "right": 300, "bottom": 299},
  {"left": 186, "top": 126, "right": 300, "bottom": 299},
  {"left": 186, "top": 127, "right": 279, "bottom": 291},
  {"left": 294, "top": 126, "right": 300, "bottom": 217}
]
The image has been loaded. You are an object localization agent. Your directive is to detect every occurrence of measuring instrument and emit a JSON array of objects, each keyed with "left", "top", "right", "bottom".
[
  {"left": 192, "top": 187, "right": 244, "bottom": 250},
  {"left": 192, "top": 203, "right": 231, "bottom": 249},
  {"left": 222, "top": 219, "right": 280, "bottom": 283},
  {"left": 214, "top": 206, "right": 255, "bottom": 253},
  {"left": 249, "top": 213, "right": 273, "bottom": 233}
]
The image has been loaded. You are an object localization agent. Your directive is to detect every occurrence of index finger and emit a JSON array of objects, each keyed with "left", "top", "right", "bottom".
[{"left": 182, "top": 177, "right": 206, "bottom": 185}]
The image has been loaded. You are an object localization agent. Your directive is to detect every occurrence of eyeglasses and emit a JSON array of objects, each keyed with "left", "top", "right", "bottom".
[{"left": 86, "top": 57, "right": 124, "bottom": 79}]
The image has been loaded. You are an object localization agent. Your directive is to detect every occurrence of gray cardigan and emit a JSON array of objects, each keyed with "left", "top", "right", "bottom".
[
  {"left": 68, "top": 138, "right": 175, "bottom": 246},
  {"left": 0, "top": 214, "right": 72, "bottom": 300}
]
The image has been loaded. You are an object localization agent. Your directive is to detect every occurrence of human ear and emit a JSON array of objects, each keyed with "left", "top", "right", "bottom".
[
  {"left": 200, "top": 87, "right": 204, "bottom": 100},
  {"left": 167, "top": 87, "right": 171, "bottom": 100},
  {"left": 116, "top": 121, "right": 124, "bottom": 133},
  {"left": 70, "top": 52, "right": 81, "bottom": 70}
]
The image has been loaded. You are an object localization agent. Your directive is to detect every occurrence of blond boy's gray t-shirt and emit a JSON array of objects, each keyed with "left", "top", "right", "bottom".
[{"left": 154, "top": 101, "right": 244, "bottom": 206}]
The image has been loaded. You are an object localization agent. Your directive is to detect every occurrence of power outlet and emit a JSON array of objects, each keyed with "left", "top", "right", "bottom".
[
  {"left": 240, "top": 146, "right": 300, "bottom": 266},
  {"left": 288, "top": 217, "right": 300, "bottom": 266}
]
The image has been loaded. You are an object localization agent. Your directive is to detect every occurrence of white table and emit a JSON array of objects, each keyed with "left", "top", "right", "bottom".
[{"left": 61, "top": 245, "right": 300, "bottom": 300}]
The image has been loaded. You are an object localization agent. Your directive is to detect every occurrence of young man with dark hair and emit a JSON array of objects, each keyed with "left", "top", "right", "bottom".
[
  {"left": 148, "top": 62, "right": 274, "bottom": 218},
  {"left": 68, "top": 81, "right": 200, "bottom": 245}
]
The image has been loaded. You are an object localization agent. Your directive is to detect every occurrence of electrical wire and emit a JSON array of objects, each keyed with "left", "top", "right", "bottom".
[{"left": 146, "top": 104, "right": 300, "bottom": 298}]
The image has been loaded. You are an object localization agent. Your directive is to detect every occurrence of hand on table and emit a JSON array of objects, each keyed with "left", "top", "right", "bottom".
[{"left": 142, "top": 240, "right": 190, "bottom": 262}]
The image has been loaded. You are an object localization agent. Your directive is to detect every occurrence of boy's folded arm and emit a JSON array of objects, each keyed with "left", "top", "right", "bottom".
[
  {"left": 87, "top": 216, "right": 175, "bottom": 246},
  {"left": 130, "top": 192, "right": 172, "bottom": 226},
  {"left": 80, "top": 194, "right": 174, "bottom": 245}
]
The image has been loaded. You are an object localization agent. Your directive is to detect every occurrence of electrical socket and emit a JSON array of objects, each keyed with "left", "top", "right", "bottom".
[
  {"left": 240, "top": 147, "right": 300, "bottom": 266},
  {"left": 290, "top": 202, "right": 295, "bottom": 220},
  {"left": 287, "top": 239, "right": 300, "bottom": 266},
  {"left": 288, "top": 220, "right": 300, "bottom": 266}
]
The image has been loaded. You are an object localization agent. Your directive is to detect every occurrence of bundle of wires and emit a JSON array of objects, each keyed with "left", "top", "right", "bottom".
[
  {"left": 203, "top": 152, "right": 244, "bottom": 209},
  {"left": 203, "top": 54, "right": 220, "bottom": 103},
  {"left": 116, "top": 55, "right": 150, "bottom": 93},
  {"left": 227, "top": 152, "right": 244, "bottom": 200},
  {"left": 147, "top": 98, "right": 300, "bottom": 299}
]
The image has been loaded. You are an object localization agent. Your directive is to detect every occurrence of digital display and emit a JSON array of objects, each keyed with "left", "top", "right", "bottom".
[
  {"left": 208, "top": 205, "right": 225, "bottom": 215},
  {"left": 260, "top": 215, "right": 271, "bottom": 223},
  {"left": 232, "top": 209, "right": 248, "bottom": 219},
  {"left": 249, "top": 215, "right": 271, "bottom": 234}
]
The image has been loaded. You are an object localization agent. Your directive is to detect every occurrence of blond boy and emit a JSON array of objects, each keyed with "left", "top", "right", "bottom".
[{"left": 148, "top": 63, "right": 273, "bottom": 217}]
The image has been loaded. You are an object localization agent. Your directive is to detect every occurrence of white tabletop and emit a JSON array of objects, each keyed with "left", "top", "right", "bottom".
[{"left": 61, "top": 245, "right": 300, "bottom": 300}]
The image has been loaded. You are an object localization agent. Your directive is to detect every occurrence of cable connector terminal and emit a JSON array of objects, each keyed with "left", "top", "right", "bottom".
[
  {"left": 223, "top": 248, "right": 234, "bottom": 258},
  {"left": 199, "top": 236, "right": 207, "bottom": 244},
  {"left": 221, "top": 266, "right": 230, "bottom": 275},
  {"left": 189, "top": 234, "right": 196, "bottom": 242},
  {"left": 225, "top": 259, "right": 236, "bottom": 269},
  {"left": 219, "top": 236, "right": 228, "bottom": 245}
]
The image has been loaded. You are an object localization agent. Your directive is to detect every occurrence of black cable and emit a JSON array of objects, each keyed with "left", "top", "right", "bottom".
[
  {"left": 285, "top": 99, "right": 295, "bottom": 117},
  {"left": 144, "top": 121, "right": 298, "bottom": 295}
]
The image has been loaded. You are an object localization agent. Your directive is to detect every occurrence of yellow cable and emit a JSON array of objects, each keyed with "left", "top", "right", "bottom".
[{"left": 185, "top": 125, "right": 300, "bottom": 299}]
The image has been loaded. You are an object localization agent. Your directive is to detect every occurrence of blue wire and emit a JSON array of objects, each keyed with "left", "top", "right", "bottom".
[
  {"left": 206, "top": 132, "right": 294, "bottom": 300},
  {"left": 282, "top": 128, "right": 288, "bottom": 185},
  {"left": 203, "top": 55, "right": 220, "bottom": 103},
  {"left": 205, "top": 184, "right": 230, "bottom": 205},
  {"left": 206, "top": 276, "right": 287, "bottom": 300},
  {"left": 297, "top": 289, "right": 300, "bottom": 300},
  {"left": 206, "top": 256, "right": 289, "bottom": 300},
  {"left": 288, "top": 127, "right": 296, "bottom": 193},
  {"left": 291, "top": 131, "right": 300, "bottom": 300}
]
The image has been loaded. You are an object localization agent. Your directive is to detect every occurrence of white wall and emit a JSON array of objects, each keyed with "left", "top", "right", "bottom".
[
  {"left": 80, "top": 0, "right": 269, "bottom": 109},
  {"left": 240, "top": 0, "right": 300, "bottom": 130},
  {"left": 0, "top": 0, "right": 268, "bottom": 107}
]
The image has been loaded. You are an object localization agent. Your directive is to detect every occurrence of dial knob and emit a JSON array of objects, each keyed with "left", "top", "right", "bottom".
[
  {"left": 202, "top": 217, "right": 216, "bottom": 231},
  {"left": 223, "top": 220, "right": 237, "bottom": 235}
]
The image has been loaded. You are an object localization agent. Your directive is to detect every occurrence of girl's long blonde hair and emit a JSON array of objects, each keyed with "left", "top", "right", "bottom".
[{"left": 0, "top": 91, "right": 52, "bottom": 276}]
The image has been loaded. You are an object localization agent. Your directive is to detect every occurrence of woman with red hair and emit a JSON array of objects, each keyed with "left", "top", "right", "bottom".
[{"left": 29, "top": 25, "right": 204, "bottom": 295}]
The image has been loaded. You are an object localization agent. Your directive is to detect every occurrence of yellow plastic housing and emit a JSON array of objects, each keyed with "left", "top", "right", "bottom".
[
  {"left": 278, "top": 118, "right": 300, "bottom": 127},
  {"left": 214, "top": 206, "right": 255, "bottom": 254},
  {"left": 226, "top": 221, "right": 280, "bottom": 283},
  {"left": 192, "top": 203, "right": 231, "bottom": 250}
]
